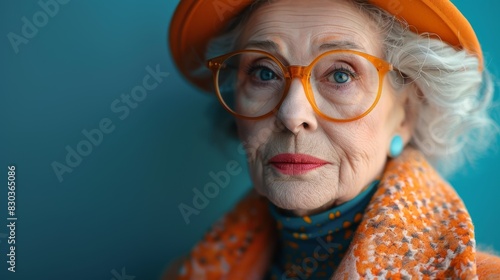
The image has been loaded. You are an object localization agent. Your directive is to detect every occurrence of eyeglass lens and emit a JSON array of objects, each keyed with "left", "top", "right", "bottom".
[{"left": 216, "top": 51, "right": 380, "bottom": 120}]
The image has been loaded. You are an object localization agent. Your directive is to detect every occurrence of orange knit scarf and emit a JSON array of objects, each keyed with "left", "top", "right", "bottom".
[{"left": 175, "top": 148, "right": 483, "bottom": 279}]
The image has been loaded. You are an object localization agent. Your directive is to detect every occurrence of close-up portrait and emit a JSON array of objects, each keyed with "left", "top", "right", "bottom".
[
  {"left": 165, "top": 0, "right": 500, "bottom": 279},
  {"left": 2, "top": 0, "right": 500, "bottom": 279}
]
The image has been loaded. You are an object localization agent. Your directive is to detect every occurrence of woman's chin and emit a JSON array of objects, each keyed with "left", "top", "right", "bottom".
[{"left": 255, "top": 182, "right": 336, "bottom": 215}]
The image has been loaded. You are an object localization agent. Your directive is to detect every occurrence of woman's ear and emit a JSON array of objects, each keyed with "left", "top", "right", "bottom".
[{"left": 393, "top": 82, "right": 418, "bottom": 146}]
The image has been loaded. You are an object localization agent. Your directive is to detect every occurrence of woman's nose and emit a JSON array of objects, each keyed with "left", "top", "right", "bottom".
[{"left": 276, "top": 78, "right": 318, "bottom": 134}]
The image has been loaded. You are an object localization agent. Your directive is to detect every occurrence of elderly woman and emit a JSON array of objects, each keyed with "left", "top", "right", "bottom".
[{"left": 166, "top": 0, "right": 500, "bottom": 279}]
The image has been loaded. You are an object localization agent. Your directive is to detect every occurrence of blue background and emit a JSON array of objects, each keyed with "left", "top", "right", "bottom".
[{"left": 1, "top": 0, "right": 499, "bottom": 279}]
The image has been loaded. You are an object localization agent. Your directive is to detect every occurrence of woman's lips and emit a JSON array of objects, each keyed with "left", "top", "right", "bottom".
[{"left": 268, "top": 154, "right": 328, "bottom": 175}]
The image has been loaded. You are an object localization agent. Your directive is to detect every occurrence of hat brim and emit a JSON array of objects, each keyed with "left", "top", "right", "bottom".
[{"left": 169, "top": 0, "right": 482, "bottom": 92}]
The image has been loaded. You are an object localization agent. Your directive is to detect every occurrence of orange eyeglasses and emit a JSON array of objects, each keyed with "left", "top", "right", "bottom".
[{"left": 207, "top": 49, "right": 394, "bottom": 122}]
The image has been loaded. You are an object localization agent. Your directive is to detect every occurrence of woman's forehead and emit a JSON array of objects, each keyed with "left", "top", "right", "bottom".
[{"left": 239, "top": 0, "right": 383, "bottom": 59}]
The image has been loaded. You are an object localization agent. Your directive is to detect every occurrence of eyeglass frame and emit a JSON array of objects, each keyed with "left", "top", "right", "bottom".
[{"left": 207, "top": 49, "right": 394, "bottom": 122}]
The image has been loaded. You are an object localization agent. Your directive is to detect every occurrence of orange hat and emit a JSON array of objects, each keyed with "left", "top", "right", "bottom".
[{"left": 169, "top": 0, "right": 483, "bottom": 92}]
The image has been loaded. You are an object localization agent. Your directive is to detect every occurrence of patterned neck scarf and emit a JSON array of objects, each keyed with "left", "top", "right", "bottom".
[
  {"left": 267, "top": 181, "right": 378, "bottom": 280},
  {"left": 175, "top": 148, "right": 482, "bottom": 279}
]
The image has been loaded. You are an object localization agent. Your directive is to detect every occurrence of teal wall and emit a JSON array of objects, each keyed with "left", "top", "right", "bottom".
[{"left": 1, "top": 0, "right": 499, "bottom": 279}]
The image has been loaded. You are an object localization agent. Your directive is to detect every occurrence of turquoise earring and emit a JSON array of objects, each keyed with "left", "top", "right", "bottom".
[{"left": 389, "top": 135, "right": 403, "bottom": 158}]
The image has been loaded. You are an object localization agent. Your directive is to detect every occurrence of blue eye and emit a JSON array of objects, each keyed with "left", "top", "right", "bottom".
[
  {"left": 255, "top": 68, "right": 277, "bottom": 81},
  {"left": 332, "top": 71, "right": 350, "bottom": 84}
]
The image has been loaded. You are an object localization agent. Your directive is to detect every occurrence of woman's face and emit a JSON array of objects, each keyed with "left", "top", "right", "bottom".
[{"left": 236, "top": 0, "right": 412, "bottom": 215}]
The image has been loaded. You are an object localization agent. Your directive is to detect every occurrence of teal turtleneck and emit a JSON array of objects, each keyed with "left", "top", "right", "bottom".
[{"left": 266, "top": 180, "right": 379, "bottom": 280}]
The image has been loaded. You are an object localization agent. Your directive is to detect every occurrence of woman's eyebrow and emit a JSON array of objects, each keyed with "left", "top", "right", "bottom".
[
  {"left": 244, "top": 40, "right": 281, "bottom": 52},
  {"left": 244, "top": 40, "right": 364, "bottom": 53},
  {"left": 319, "top": 41, "right": 364, "bottom": 51}
]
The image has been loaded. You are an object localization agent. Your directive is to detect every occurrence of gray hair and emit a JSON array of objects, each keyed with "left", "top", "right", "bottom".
[{"left": 198, "top": 0, "right": 498, "bottom": 177}]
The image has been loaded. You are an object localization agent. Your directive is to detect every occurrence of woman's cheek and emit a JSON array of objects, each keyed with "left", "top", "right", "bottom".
[{"left": 237, "top": 121, "right": 273, "bottom": 159}]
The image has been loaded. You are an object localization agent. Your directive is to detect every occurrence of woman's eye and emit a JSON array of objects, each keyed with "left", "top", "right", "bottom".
[
  {"left": 252, "top": 67, "right": 277, "bottom": 81},
  {"left": 330, "top": 70, "right": 351, "bottom": 84}
]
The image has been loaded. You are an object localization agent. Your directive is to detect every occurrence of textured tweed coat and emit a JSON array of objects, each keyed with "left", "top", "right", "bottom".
[{"left": 167, "top": 148, "right": 500, "bottom": 279}]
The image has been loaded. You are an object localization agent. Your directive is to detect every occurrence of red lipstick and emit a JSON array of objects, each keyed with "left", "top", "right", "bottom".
[{"left": 268, "top": 154, "right": 328, "bottom": 175}]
